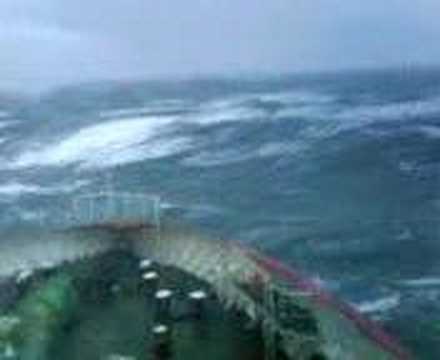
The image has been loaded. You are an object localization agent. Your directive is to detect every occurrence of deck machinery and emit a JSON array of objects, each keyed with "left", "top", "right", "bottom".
[{"left": 0, "top": 193, "right": 411, "bottom": 359}]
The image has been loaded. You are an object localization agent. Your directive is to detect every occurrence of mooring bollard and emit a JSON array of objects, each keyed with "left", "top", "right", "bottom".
[
  {"left": 154, "top": 289, "right": 174, "bottom": 323},
  {"left": 1, "top": 343, "right": 18, "bottom": 360},
  {"left": 151, "top": 324, "right": 172, "bottom": 359},
  {"left": 0, "top": 316, "right": 21, "bottom": 360},
  {"left": 139, "top": 259, "right": 153, "bottom": 271},
  {"left": 188, "top": 290, "right": 208, "bottom": 319},
  {"left": 140, "top": 271, "right": 160, "bottom": 297}
]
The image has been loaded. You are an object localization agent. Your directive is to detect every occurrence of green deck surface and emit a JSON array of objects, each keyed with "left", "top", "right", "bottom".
[{"left": 3, "top": 251, "right": 265, "bottom": 360}]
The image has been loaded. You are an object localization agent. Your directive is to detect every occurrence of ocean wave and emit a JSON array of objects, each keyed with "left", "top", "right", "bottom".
[
  {"left": 0, "top": 180, "right": 89, "bottom": 198},
  {"left": 182, "top": 141, "right": 304, "bottom": 167},
  {"left": 337, "top": 96, "right": 440, "bottom": 123},
  {"left": 0, "top": 120, "right": 16, "bottom": 130},
  {"left": 0, "top": 183, "right": 42, "bottom": 196},
  {"left": 399, "top": 277, "right": 440, "bottom": 287},
  {"left": 256, "top": 142, "right": 303, "bottom": 157},
  {"left": 354, "top": 294, "right": 401, "bottom": 314},
  {"left": 179, "top": 95, "right": 440, "bottom": 168},
  {"left": 182, "top": 149, "right": 255, "bottom": 167},
  {"left": 190, "top": 90, "right": 332, "bottom": 125},
  {"left": 258, "top": 91, "right": 334, "bottom": 105},
  {"left": 274, "top": 105, "right": 333, "bottom": 120},
  {"left": 275, "top": 95, "right": 440, "bottom": 135},
  {"left": 8, "top": 116, "right": 192, "bottom": 169},
  {"left": 190, "top": 105, "right": 265, "bottom": 125},
  {"left": 0, "top": 111, "right": 9, "bottom": 119},
  {"left": 0, "top": 229, "right": 116, "bottom": 279},
  {"left": 86, "top": 136, "right": 192, "bottom": 168},
  {"left": 99, "top": 99, "right": 190, "bottom": 118},
  {"left": 417, "top": 125, "right": 440, "bottom": 139}
]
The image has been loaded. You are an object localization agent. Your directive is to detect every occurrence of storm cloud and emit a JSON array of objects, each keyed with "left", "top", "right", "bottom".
[{"left": 1, "top": 0, "right": 439, "bottom": 92}]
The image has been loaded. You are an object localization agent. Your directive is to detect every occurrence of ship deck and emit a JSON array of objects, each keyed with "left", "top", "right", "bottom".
[{"left": 1, "top": 250, "right": 266, "bottom": 360}]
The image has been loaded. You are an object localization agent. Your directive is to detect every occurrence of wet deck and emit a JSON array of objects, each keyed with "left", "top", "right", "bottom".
[{"left": 1, "top": 251, "right": 265, "bottom": 360}]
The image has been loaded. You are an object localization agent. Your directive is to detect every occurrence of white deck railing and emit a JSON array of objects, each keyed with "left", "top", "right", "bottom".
[{"left": 71, "top": 192, "right": 162, "bottom": 229}]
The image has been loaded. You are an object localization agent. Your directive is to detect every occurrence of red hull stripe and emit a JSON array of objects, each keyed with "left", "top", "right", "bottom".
[{"left": 246, "top": 250, "right": 411, "bottom": 360}]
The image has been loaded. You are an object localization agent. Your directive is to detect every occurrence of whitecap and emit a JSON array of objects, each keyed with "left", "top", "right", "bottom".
[
  {"left": 400, "top": 277, "right": 440, "bottom": 287},
  {"left": 190, "top": 105, "right": 265, "bottom": 125},
  {"left": 99, "top": 107, "right": 154, "bottom": 118},
  {"left": 337, "top": 96, "right": 440, "bottom": 123},
  {"left": 256, "top": 142, "right": 303, "bottom": 157},
  {"left": 99, "top": 100, "right": 189, "bottom": 118},
  {"left": 275, "top": 95, "right": 440, "bottom": 140},
  {"left": 354, "top": 294, "right": 401, "bottom": 314},
  {"left": 399, "top": 161, "right": 417, "bottom": 174},
  {"left": 183, "top": 141, "right": 303, "bottom": 168},
  {"left": 0, "top": 120, "right": 16, "bottom": 130},
  {"left": 8, "top": 116, "right": 191, "bottom": 169},
  {"left": 274, "top": 105, "right": 333, "bottom": 120},
  {"left": 0, "top": 229, "right": 116, "bottom": 278},
  {"left": 182, "top": 149, "right": 254, "bottom": 167},
  {"left": 258, "top": 91, "right": 334, "bottom": 105},
  {"left": 0, "top": 183, "right": 42, "bottom": 196},
  {"left": 418, "top": 125, "right": 440, "bottom": 139},
  {"left": 83, "top": 136, "right": 192, "bottom": 169},
  {"left": 0, "top": 180, "right": 89, "bottom": 197}
]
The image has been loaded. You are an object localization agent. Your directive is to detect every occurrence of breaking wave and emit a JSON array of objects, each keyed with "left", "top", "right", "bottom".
[
  {"left": 8, "top": 116, "right": 192, "bottom": 169},
  {"left": 0, "top": 181, "right": 89, "bottom": 198},
  {"left": 399, "top": 277, "right": 440, "bottom": 287},
  {"left": 354, "top": 294, "right": 401, "bottom": 314}
]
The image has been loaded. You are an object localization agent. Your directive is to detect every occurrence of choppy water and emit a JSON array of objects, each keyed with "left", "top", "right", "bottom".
[{"left": 1, "top": 69, "right": 440, "bottom": 358}]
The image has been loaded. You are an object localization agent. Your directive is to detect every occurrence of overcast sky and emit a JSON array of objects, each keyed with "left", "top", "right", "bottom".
[{"left": 1, "top": 0, "right": 439, "bottom": 93}]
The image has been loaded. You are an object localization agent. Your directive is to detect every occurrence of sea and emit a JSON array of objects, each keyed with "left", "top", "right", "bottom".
[{"left": 1, "top": 68, "right": 440, "bottom": 359}]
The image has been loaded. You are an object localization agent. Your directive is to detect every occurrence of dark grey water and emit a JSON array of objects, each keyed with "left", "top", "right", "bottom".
[{"left": 1, "top": 69, "right": 440, "bottom": 358}]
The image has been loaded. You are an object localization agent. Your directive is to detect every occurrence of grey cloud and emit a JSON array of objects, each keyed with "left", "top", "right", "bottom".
[{"left": 1, "top": 0, "right": 439, "bottom": 93}]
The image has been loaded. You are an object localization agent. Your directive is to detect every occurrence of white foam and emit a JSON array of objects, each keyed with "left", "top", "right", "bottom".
[
  {"left": 0, "top": 183, "right": 42, "bottom": 196},
  {"left": 398, "top": 161, "right": 417, "bottom": 174},
  {"left": 9, "top": 116, "right": 192, "bottom": 169},
  {"left": 99, "top": 107, "right": 152, "bottom": 118},
  {"left": 102, "top": 98, "right": 264, "bottom": 131},
  {"left": 0, "top": 229, "right": 116, "bottom": 278},
  {"left": 17, "top": 210, "right": 46, "bottom": 222},
  {"left": 258, "top": 91, "right": 334, "bottom": 105},
  {"left": 274, "top": 105, "right": 331, "bottom": 120},
  {"left": 183, "top": 140, "right": 305, "bottom": 167},
  {"left": 418, "top": 125, "right": 440, "bottom": 139},
  {"left": 337, "top": 96, "right": 440, "bottom": 123},
  {"left": 0, "top": 120, "right": 16, "bottom": 130},
  {"left": 182, "top": 149, "right": 254, "bottom": 167},
  {"left": 99, "top": 100, "right": 189, "bottom": 118},
  {"left": 354, "top": 294, "right": 400, "bottom": 314},
  {"left": 0, "top": 111, "right": 9, "bottom": 119},
  {"left": 276, "top": 96, "right": 440, "bottom": 139},
  {"left": 0, "top": 180, "right": 88, "bottom": 197},
  {"left": 190, "top": 105, "right": 264, "bottom": 126},
  {"left": 256, "top": 142, "right": 301, "bottom": 157},
  {"left": 400, "top": 277, "right": 440, "bottom": 287}
]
